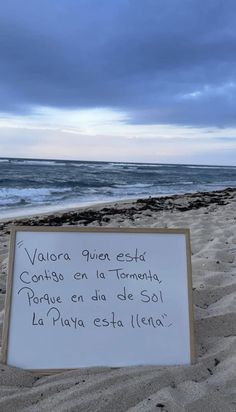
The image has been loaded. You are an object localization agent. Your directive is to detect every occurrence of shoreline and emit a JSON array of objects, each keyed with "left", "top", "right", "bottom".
[
  {"left": 1, "top": 187, "right": 236, "bottom": 227},
  {"left": 1, "top": 185, "right": 236, "bottom": 223}
]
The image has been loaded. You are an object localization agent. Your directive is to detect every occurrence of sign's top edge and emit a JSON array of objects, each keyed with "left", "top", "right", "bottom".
[{"left": 10, "top": 226, "right": 190, "bottom": 235}]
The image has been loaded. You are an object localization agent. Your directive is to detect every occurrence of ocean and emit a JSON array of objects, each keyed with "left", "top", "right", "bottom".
[{"left": 1, "top": 157, "right": 236, "bottom": 218}]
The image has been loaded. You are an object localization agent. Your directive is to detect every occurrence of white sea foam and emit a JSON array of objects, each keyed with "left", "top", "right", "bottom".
[
  {"left": 8, "top": 159, "right": 58, "bottom": 166},
  {"left": 185, "top": 165, "right": 236, "bottom": 170},
  {"left": 114, "top": 183, "right": 154, "bottom": 188},
  {"left": 0, "top": 187, "right": 72, "bottom": 207}
]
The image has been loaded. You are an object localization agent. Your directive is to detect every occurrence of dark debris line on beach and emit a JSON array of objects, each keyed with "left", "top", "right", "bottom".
[{"left": 1, "top": 188, "right": 236, "bottom": 230}]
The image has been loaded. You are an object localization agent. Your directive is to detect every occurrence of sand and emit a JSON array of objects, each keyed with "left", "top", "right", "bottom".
[{"left": 0, "top": 188, "right": 236, "bottom": 411}]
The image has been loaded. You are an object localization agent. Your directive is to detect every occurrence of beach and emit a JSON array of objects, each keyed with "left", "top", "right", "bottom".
[{"left": 0, "top": 188, "right": 236, "bottom": 411}]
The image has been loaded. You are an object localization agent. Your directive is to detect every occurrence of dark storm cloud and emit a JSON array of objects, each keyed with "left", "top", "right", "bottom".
[{"left": 0, "top": 0, "right": 236, "bottom": 126}]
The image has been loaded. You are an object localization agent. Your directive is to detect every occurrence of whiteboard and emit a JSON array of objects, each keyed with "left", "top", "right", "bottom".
[{"left": 2, "top": 227, "right": 195, "bottom": 372}]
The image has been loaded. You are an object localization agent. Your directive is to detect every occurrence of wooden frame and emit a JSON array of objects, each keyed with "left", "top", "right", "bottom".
[{"left": 2, "top": 226, "right": 195, "bottom": 372}]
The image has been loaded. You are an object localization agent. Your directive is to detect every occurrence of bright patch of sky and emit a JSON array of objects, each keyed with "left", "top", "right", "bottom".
[{"left": 1, "top": 106, "right": 236, "bottom": 165}]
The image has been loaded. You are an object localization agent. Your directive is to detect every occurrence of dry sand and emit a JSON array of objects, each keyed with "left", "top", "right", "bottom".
[{"left": 0, "top": 188, "right": 236, "bottom": 411}]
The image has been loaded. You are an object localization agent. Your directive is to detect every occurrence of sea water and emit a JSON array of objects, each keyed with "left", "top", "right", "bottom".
[{"left": 1, "top": 157, "right": 236, "bottom": 218}]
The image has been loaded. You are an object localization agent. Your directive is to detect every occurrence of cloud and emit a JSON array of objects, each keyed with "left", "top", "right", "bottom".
[{"left": 0, "top": 0, "right": 236, "bottom": 127}]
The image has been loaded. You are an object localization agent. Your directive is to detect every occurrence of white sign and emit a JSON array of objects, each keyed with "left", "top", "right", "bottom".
[{"left": 2, "top": 227, "right": 195, "bottom": 372}]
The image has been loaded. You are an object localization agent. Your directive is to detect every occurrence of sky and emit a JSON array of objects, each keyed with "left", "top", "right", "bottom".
[{"left": 0, "top": 0, "right": 236, "bottom": 165}]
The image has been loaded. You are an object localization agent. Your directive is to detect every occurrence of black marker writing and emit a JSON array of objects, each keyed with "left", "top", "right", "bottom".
[
  {"left": 18, "top": 286, "right": 62, "bottom": 307},
  {"left": 47, "top": 307, "right": 85, "bottom": 328},
  {"left": 130, "top": 314, "right": 167, "bottom": 329},
  {"left": 93, "top": 312, "right": 124, "bottom": 328},
  {"left": 20, "top": 270, "right": 64, "bottom": 284},
  {"left": 116, "top": 249, "right": 146, "bottom": 263},
  {"left": 82, "top": 249, "right": 111, "bottom": 262},
  {"left": 71, "top": 294, "right": 84, "bottom": 303},
  {"left": 116, "top": 286, "right": 134, "bottom": 301},
  {"left": 73, "top": 272, "right": 88, "bottom": 280},
  {"left": 32, "top": 312, "right": 44, "bottom": 326},
  {"left": 140, "top": 289, "right": 163, "bottom": 303},
  {"left": 108, "top": 268, "right": 162, "bottom": 283},
  {"left": 24, "top": 248, "right": 71, "bottom": 266},
  {"left": 91, "top": 289, "right": 107, "bottom": 302}
]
